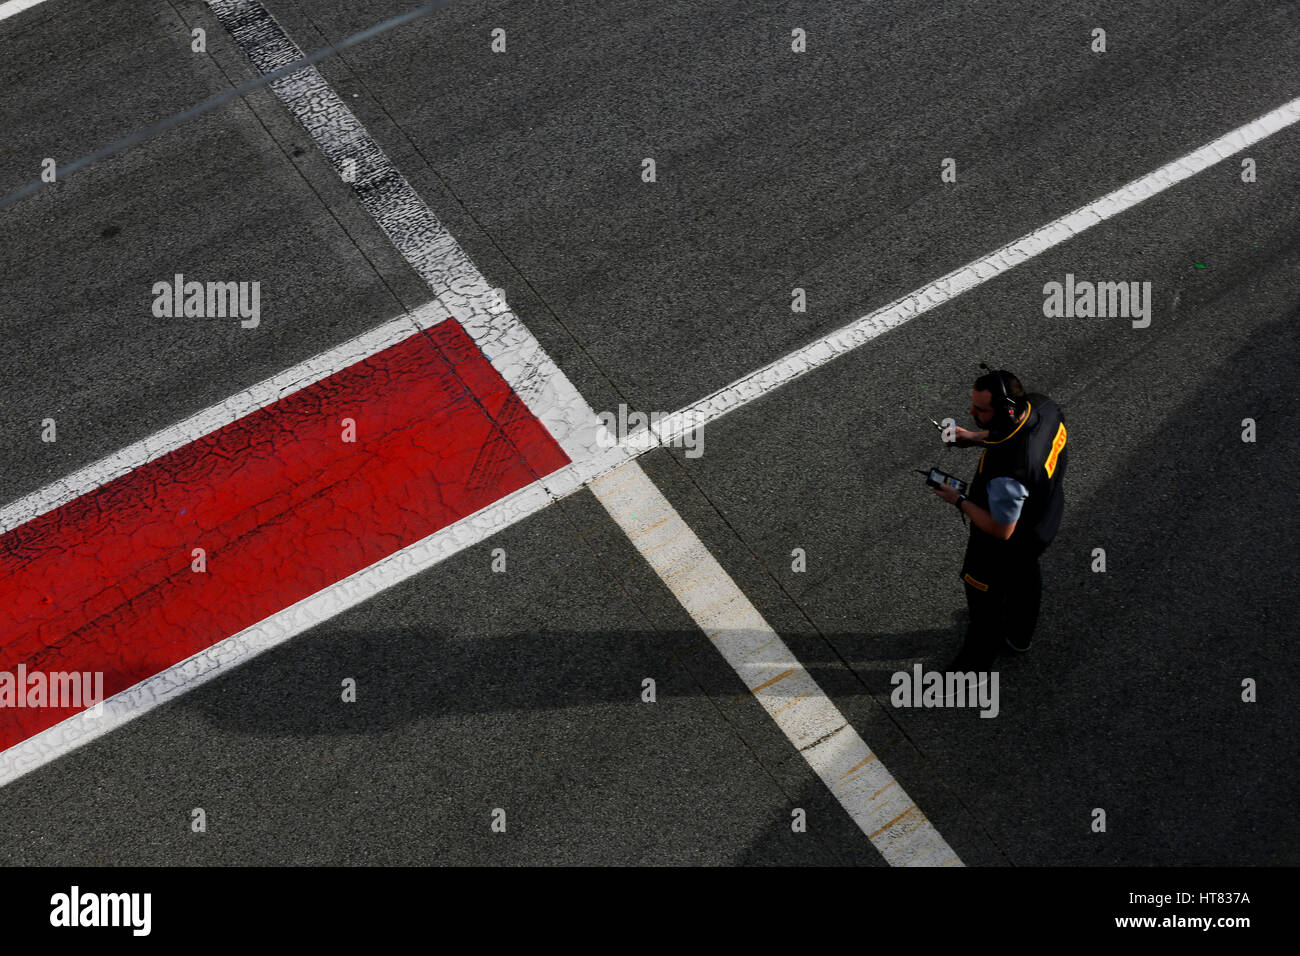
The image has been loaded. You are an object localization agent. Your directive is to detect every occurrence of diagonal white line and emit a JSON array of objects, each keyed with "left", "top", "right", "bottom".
[
  {"left": 0, "top": 301, "right": 453, "bottom": 534},
  {"left": 0, "top": 0, "right": 49, "bottom": 24},
  {"left": 206, "top": 0, "right": 603, "bottom": 469},
  {"left": 641, "top": 94, "right": 1300, "bottom": 449},
  {"left": 589, "top": 461, "right": 961, "bottom": 865}
]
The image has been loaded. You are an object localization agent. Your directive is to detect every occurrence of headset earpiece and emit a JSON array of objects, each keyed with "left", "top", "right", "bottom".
[{"left": 979, "top": 362, "right": 1019, "bottom": 417}]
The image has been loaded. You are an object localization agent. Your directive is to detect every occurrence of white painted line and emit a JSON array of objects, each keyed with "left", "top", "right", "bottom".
[
  {"left": 0, "top": 469, "right": 577, "bottom": 787},
  {"left": 638, "top": 94, "right": 1300, "bottom": 449},
  {"left": 0, "top": 0, "right": 49, "bottom": 24},
  {"left": 0, "top": 300, "right": 451, "bottom": 534},
  {"left": 589, "top": 461, "right": 960, "bottom": 866},
  {"left": 206, "top": 0, "right": 604, "bottom": 469},
  {"left": 0, "top": 312, "right": 635, "bottom": 787},
  {"left": 0, "top": 292, "right": 620, "bottom": 537}
]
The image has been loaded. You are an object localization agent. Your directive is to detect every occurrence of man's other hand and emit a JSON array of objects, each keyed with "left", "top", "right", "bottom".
[{"left": 949, "top": 426, "right": 988, "bottom": 447}]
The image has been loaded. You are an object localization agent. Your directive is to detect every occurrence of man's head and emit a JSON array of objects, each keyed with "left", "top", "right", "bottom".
[{"left": 971, "top": 369, "right": 1026, "bottom": 436}]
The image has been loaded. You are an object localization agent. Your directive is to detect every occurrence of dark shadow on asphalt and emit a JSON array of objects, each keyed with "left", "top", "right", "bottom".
[{"left": 180, "top": 613, "right": 973, "bottom": 739}]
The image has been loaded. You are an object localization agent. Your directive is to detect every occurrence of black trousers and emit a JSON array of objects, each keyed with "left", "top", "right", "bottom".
[{"left": 953, "top": 553, "right": 1043, "bottom": 670}]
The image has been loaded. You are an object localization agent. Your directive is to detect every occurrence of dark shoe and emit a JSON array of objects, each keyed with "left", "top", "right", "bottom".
[{"left": 946, "top": 643, "right": 997, "bottom": 674}]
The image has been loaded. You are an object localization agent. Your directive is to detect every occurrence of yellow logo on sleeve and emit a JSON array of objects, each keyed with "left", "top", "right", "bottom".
[{"left": 1045, "top": 422, "right": 1067, "bottom": 478}]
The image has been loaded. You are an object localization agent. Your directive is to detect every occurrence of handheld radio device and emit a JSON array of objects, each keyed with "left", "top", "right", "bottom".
[
  {"left": 921, "top": 417, "right": 968, "bottom": 494},
  {"left": 920, "top": 467, "right": 968, "bottom": 495}
]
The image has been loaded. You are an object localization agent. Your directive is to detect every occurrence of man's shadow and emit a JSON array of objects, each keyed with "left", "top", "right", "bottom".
[{"left": 179, "top": 609, "right": 974, "bottom": 738}]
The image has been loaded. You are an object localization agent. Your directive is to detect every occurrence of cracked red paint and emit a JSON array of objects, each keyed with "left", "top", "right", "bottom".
[{"left": 0, "top": 319, "right": 569, "bottom": 751}]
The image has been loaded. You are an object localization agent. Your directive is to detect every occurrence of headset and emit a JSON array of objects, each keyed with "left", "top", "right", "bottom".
[{"left": 979, "top": 362, "right": 1021, "bottom": 417}]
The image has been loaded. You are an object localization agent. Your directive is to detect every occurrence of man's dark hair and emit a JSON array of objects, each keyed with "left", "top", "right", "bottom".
[{"left": 974, "top": 369, "right": 1026, "bottom": 408}]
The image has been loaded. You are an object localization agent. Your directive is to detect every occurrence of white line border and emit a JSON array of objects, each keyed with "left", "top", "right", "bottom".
[
  {"left": 590, "top": 461, "right": 961, "bottom": 865},
  {"left": 647, "top": 94, "right": 1300, "bottom": 446},
  {"left": 0, "top": 0, "right": 49, "bottom": 25},
  {"left": 0, "top": 301, "right": 448, "bottom": 534}
]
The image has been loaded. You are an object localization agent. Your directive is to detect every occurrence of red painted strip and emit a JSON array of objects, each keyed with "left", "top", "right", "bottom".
[{"left": 0, "top": 320, "right": 569, "bottom": 750}]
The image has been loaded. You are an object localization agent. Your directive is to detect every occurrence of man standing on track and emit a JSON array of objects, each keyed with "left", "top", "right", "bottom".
[{"left": 931, "top": 367, "right": 1068, "bottom": 672}]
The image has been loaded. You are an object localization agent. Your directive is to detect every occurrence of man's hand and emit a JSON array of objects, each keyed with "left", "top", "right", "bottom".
[
  {"left": 934, "top": 485, "right": 1018, "bottom": 539},
  {"left": 932, "top": 483, "right": 962, "bottom": 505},
  {"left": 948, "top": 426, "right": 988, "bottom": 448}
]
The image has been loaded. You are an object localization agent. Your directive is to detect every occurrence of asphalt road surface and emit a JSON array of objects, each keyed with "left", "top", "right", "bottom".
[{"left": 0, "top": 0, "right": 1296, "bottom": 867}]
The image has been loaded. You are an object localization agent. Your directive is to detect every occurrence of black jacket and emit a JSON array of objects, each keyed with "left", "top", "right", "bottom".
[{"left": 962, "top": 393, "right": 1068, "bottom": 581}]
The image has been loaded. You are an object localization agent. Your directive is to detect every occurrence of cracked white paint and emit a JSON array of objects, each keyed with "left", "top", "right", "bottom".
[
  {"left": 208, "top": 0, "right": 605, "bottom": 468},
  {"left": 0, "top": 300, "right": 455, "bottom": 534}
]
